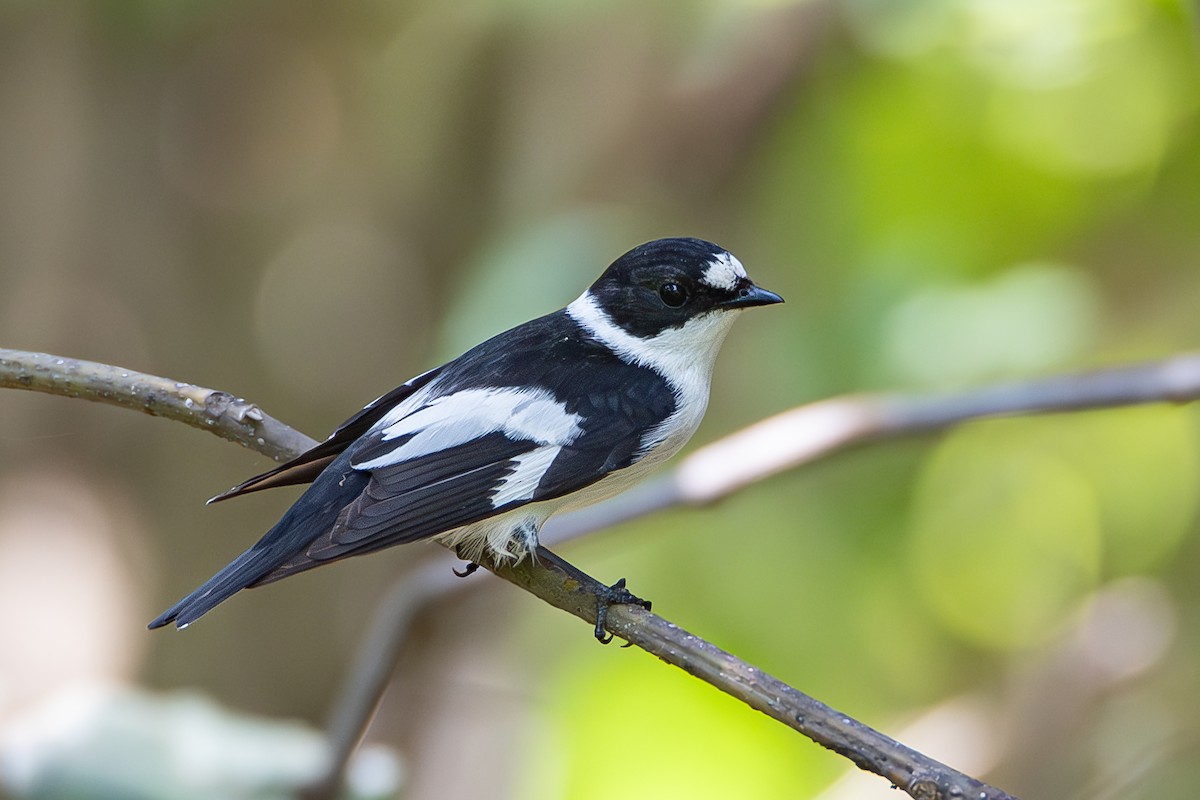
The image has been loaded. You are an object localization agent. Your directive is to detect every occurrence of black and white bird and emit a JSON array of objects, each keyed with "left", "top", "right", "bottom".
[{"left": 149, "top": 237, "right": 782, "bottom": 640}]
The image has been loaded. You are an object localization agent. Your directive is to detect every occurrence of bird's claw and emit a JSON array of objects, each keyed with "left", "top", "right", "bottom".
[
  {"left": 593, "top": 577, "right": 651, "bottom": 645},
  {"left": 453, "top": 561, "right": 480, "bottom": 578}
]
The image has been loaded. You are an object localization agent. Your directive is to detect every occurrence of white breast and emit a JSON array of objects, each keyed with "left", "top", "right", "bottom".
[{"left": 566, "top": 290, "right": 740, "bottom": 467}]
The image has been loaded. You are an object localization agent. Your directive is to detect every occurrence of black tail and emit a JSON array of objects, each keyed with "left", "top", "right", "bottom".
[{"left": 149, "top": 453, "right": 369, "bottom": 630}]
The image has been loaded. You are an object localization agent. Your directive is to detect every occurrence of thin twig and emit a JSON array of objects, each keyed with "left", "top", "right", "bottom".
[
  {"left": 298, "top": 563, "right": 461, "bottom": 800},
  {"left": 552, "top": 351, "right": 1200, "bottom": 528}
]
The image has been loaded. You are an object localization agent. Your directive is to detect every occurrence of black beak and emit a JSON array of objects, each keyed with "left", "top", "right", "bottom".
[{"left": 724, "top": 282, "right": 784, "bottom": 309}]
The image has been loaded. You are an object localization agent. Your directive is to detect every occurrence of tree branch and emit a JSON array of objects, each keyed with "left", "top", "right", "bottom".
[
  {"left": 0, "top": 348, "right": 317, "bottom": 460},
  {"left": 35, "top": 351, "right": 1200, "bottom": 798},
  {"left": 285, "top": 352, "right": 1200, "bottom": 798},
  {"left": 489, "top": 553, "right": 1017, "bottom": 800},
  {"left": 547, "top": 351, "right": 1200, "bottom": 533}
]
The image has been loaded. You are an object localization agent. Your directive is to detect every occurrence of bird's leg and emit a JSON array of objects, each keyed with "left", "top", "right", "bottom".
[{"left": 534, "top": 546, "right": 651, "bottom": 645}]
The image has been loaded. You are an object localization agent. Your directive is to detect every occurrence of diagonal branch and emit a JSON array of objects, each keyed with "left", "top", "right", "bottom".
[
  {"left": 8, "top": 349, "right": 1199, "bottom": 796},
  {"left": 307, "top": 352, "right": 1200, "bottom": 795},
  {"left": 488, "top": 552, "right": 1017, "bottom": 799},
  {"left": 32, "top": 351, "right": 1200, "bottom": 798}
]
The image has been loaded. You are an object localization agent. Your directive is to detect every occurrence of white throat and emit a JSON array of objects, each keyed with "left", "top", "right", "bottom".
[
  {"left": 567, "top": 290, "right": 741, "bottom": 474},
  {"left": 566, "top": 292, "right": 739, "bottom": 392}
]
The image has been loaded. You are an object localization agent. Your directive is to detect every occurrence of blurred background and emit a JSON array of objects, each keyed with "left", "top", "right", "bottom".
[{"left": 1, "top": 0, "right": 1199, "bottom": 797}]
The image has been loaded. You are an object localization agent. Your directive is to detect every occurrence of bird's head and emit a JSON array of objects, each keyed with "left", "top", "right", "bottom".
[
  {"left": 567, "top": 238, "right": 783, "bottom": 376},
  {"left": 585, "top": 237, "right": 783, "bottom": 339}
]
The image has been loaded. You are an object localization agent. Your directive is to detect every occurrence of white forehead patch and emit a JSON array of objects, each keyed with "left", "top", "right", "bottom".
[{"left": 700, "top": 252, "right": 747, "bottom": 291}]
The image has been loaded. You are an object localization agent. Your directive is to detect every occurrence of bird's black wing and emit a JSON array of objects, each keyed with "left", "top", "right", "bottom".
[
  {"left": 206, "top": 366, "right": 444, "bottom": 503},
  {"left": 149, "top": 312, "right": 676, "bottom": 629},
  {"left": 286, "top": 317, "right": 678, "bottom": 565}
]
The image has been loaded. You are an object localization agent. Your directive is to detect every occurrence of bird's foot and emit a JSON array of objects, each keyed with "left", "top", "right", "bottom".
[
  {"left": 531, "top": 546, "right": 652, "bottom": 645},
  {"left": 594, "top": 578, "right": 651, "bottom": 645},
  {"left": 453, "top": 561, "right": 480, "bottom": 578}
]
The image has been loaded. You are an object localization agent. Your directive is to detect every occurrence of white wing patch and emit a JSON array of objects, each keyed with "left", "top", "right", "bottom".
[
  {"left": 700, "top": 251, "right": 747, "bottom": 291},
  {"left": 490, "top": 445, "right": 563, "bottom": 507},
  {"left": 354, "top": 388, "right": 582, "bottom": 470}
]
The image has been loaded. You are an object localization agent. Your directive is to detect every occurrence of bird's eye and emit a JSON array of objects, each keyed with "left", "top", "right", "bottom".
[{"left": 658, "top": 282, "right": 688, "bottom": 307}]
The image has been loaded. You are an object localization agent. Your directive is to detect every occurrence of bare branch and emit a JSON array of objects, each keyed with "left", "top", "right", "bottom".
[
  {"left": 546, "top": 351, "right": 1200, "bottom": 537},
  {"left": 4, "top": 346, "right": 1127, "bottom": 800},
  {"left": 0, "top": 348, "right": 317, "bottom": 460},
  {"left": 299, "top": 564, "right": 460, "bottom": 800},
  {"left": 489, "top": 553, "right": 1018, "bottom": 800},
  {"left": 310, "top": 353, "right": 1200, "bottom": 796}
]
